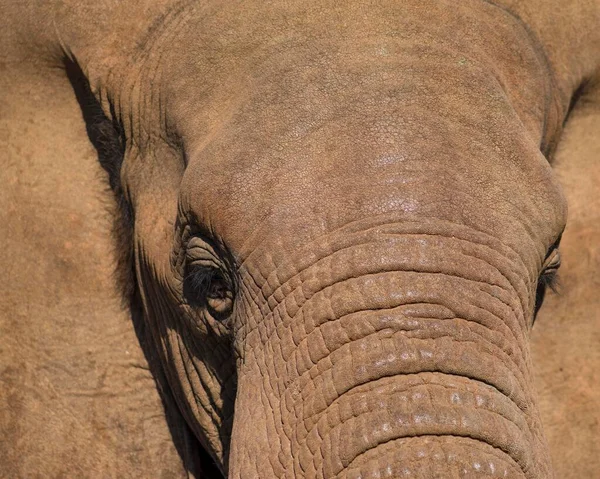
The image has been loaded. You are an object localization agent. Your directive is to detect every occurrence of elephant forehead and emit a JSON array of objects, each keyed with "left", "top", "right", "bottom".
[{"left": 178, "top": 113, "right": 563, "bottom": 259}]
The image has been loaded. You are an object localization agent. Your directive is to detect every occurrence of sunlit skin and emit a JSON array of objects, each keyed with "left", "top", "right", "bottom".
[{"left": 2, "top": 1, "right": 599, "bottom": 477}]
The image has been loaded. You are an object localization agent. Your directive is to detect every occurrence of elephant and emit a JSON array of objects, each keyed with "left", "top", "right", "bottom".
[{"left": 1, "top": 0, "right": 599, "bottom": 477}]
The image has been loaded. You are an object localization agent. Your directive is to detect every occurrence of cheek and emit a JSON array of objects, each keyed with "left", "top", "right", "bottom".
[
  {"left": 135, "top": 239, "right": 237, "bottom": 466},
  {"left": 128, "top": 196, "right": 237, "bottom": 467}
]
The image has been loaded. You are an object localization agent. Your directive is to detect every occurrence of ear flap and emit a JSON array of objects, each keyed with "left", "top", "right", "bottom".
[
  {"left": 63, "top": 54, "right": 134, "bottom": 302},
  {"left": 63, "top": 56, "right": 125, "bottom": 192}
]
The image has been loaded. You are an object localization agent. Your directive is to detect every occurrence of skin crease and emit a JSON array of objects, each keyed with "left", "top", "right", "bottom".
[{"left": 1, "top": 1, "right": 599, "bottom": 478}]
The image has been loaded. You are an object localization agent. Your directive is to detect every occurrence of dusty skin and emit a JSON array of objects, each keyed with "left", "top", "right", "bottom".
[{"left": 1, "top": 1, "right": 599, "bottom": 478}]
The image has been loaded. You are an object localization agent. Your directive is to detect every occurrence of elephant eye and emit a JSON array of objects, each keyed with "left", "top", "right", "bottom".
[
  {"left": 533, "top": 247, "right": 561, "bottom": 321},
  {"left": 183, "top": 264, "right": 235, "bottom": 321}
]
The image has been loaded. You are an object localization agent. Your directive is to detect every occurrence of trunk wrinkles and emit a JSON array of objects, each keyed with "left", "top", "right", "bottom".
[{"left": 230, "top": 220, "right": 551, "bottom": 478}]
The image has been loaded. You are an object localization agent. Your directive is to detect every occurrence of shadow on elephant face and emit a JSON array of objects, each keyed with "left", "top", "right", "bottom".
[{"left": 64, "top": 55, "right": 224, "bottom": 476}]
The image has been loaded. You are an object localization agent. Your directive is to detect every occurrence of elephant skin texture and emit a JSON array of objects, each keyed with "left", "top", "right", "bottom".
[{"left": 1, "top": 1, "right": 599, "bottom": 478}]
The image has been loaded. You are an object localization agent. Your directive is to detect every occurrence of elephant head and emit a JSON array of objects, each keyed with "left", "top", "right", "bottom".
[{"left": 56, "top": 0, "right": 598, "bottom": 477}]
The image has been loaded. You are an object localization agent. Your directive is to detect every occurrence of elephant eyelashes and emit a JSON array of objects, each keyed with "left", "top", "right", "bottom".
[
  {"left": 183, "top": 265, "right": 235, "bottom": 321},
  {"left": 533, "top": 246, "right": 562, "bottom": 321}
]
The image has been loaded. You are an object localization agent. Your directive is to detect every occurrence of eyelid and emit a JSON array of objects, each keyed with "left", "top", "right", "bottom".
[
  {"left": 186, "top": 237, "right": 227, "bottom": 270},
  {"left": 542, "top": 249, "right": 561, "bottom": 272},
  {"left": 187, "top": 237, "right": 219, "bottom": 259},
  {"left": 188, "top": 257, "right": 222, "bottom": 270}
]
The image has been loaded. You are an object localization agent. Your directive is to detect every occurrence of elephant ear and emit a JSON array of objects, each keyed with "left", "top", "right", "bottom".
[
  {"left": 532, "top": 80, "right": 600, "bottom": 478},
  {"left": 63, "top": 55, "right": 134, "bottom": 302}
]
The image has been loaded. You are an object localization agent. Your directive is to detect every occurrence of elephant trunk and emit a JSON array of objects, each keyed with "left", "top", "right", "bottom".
[{"left": 229, "top": 222, "right": 551, "bottom": 478}]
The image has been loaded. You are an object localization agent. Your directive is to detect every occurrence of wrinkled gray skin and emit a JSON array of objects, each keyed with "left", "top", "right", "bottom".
[{"left": 2, "top": 0, "right": 600, "bottom": 478}]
